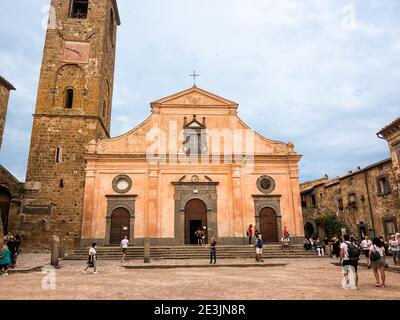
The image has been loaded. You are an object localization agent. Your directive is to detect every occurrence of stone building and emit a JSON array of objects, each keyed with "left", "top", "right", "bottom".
[
  {"left": 80, "top": 86, "right": 304, "bottom": 247},
  {"left": 0, "top": 75, "right": 20, "bottom": 239},
  {"left": 0, "top": 75, "right": 15, "bottom": 150},
  {"left": 19, "top": 0, "right": 121, "bottom": 250},
  {"left": 301, "top": 118, "right": 400, "bottom": 240}
]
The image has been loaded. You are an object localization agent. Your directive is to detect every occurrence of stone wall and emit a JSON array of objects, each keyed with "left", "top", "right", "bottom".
[
  {"left": 301, "top": 158, "right": 400, "bottom": 240},
  {"left": 22, "top": 0, "right": 120, "bottom": 251},
  {"left": 0, "top": 76, "right": 15, "bottom": 150}
]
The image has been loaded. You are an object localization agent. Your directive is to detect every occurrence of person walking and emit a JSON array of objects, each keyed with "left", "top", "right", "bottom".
[
  {"left": 120, "top": 236, "right": 129, "bottom": 263},
  {"left": 83, "top": 243, "right": 97, "bottom": 274},
  {"left": 323, "top": 236, "right": 330, "bottom": 256},
  {"left": 340, "top": 234, "right": 359, "bottom": 290},
  {"left": 247, "top": 224, "right": 253, "bottom": 246},
  {"left": 369, "top": 237, "right": 386, "bottom": 287},
  {"left": 255, "top": 235, "right": 263, "bottom": 262},
  {"left": 388, "top": 234, "right": 399, "bottom": 266},
  {"left": 209, "top": 237, "right": 217, "bottom": 264},
  {"left": 360, "top": 235, "right": 372, "bottom": 268},
  {"left": 332, "top": 236, "right": 341, "bottom": 259},
  {"left": 0, "top": 244, "right": 11, "bottom": 277}
]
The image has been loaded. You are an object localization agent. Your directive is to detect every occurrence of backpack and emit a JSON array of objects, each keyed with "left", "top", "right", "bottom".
[
  {"left": 346, "top": 242, "right": 360, "bottom": 261},
  {"left": 370, "top": 246, "right": 381, "bottom": 261}
]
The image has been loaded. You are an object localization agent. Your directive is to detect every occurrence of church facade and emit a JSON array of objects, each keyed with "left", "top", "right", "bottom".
[{"left": 81, "top": 86, "right": 304, "bottom": 246}]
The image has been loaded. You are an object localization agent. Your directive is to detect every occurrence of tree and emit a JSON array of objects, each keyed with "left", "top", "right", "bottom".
[{"left": 315, "top": 212, "right": 344, "bottom": 238}]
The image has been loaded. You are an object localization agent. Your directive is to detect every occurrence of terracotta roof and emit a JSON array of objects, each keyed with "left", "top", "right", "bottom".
[
  {"left": 0, "top": 75, "right": 15, "bottom": 90},
  {"left": 377, "top": 117, "right": 400, "bottom": 137}
]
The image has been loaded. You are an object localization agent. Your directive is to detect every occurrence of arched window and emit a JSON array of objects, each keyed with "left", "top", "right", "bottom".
[
  {"left": 65, "top": 88, "right": 74, "bottom": 108},
  {"left": 70, "top": 0, "right": 89, "bottom": 19},
  {"left": 109, "top": 10, "right": 115, "bottom": 44}
]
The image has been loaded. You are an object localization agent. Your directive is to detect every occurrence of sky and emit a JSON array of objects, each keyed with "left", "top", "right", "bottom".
[{"left": 0, "top": 0, "right": 399, "bottom": 182}]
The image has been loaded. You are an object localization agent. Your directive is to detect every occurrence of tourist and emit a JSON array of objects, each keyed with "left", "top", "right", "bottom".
[
  {"left": 120, "top": 236, "right": 129, "bottom": 263},
  {"left": 303, "top": 237, "right": 311, "bottom": 250},
  {"left": 315, "top": 239, "right": 325, "bottom": 256},
  {"left": 332, "top": 236, "right": 341, "bottom": 259},
  {"left": 255, "top": 235, "right": 263, "bottom": 262},
  {"left": 340, "top": 234, "right": 359, "bottom": 289},
  {"left": 360, "top": 235, "right": 372, "bottom": 268},
  {"left": 323, "top": 236, "right": 330, "bottom": 256},
  {"left": 209, "top": 237, "right": 217, "bottom": 264},
  {"left": 388, "top": 234, "right": 399, "bottom": 266},
  {"left": 280, "top": 236, "right": 291, "bottom": 251},
  {"left": 6, "top": 236, "right": 17, "bottom": 268},
  {"left": 195, "top": 227, "right": 203, "bottom": 246},
  {"left": 0, "top": 244, "right": 11, "bottom": 277},
  {"left": 369, "top": 237, "right": 386, "bottom": 287},
  {"left": 254, "top": 228, "right": 260, "bottom": 239},
  {"left": 83, "top": 243, "right": 97, "bottom": 274},
  {"left": 15, "top": 233, "right": 21, "bottom": 253},
  {"left": 201, "top": 226, "right": 207, "bottom": 245},
  {"left": 247, "top": 224, "right": 253, "bottom": 246},
  {"left": 283, "top": 226, "right": 289, "bottom": 238}
]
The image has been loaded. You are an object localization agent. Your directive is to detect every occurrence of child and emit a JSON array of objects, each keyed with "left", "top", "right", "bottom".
[
  {"left": 255, "top": 235, "right": 263, "bottom": 262},
  {"left": 83, "top": 243, "right": 97, "bottom": 274},
  {"left": 0, "top": 244, "right": 11, "bottom": 277},
  {"left": 209, "top": 237, "right": 217, "bottom": 264}
]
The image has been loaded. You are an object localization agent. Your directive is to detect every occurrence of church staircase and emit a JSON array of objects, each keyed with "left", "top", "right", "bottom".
[{"left": 64, "top": 244, "right": 321, "bottom": 260}]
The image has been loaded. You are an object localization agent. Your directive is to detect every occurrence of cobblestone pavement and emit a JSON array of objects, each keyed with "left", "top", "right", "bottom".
[{"left": 1, "top": 256, "right": 400, "bottom": 300}]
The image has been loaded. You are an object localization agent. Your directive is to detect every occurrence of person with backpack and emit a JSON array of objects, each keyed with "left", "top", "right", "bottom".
[
  {"left": 340, "top": 234, "right": 360, "bottom": 289},
  {"left": 369, "top": 237, "right": 386, "bottom": 287}
]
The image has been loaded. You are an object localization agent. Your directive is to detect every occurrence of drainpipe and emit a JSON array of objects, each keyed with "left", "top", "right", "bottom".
[{"left": 363, "top": 170, "right": 376, "bottom": 237}]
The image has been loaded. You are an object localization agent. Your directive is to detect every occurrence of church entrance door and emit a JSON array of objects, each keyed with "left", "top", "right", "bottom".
[
  {"left": 259, "top": 207, "right": 278, "bottom": 243},
  {"left": 110, "top": 207, "right": 130, "bottom": 245},
  {"left": 184, "top": 199, "right": 207, "bottom": 245}
]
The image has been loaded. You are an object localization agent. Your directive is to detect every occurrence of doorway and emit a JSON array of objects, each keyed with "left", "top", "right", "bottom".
[
  {"left": 259, "top": 207, "right": 278, "bottom": 243},
  {"left": 0, "top": 186, "right": 11, "bottom": 235},
  {"left": 184, "top": 199, "right": 207, "bottom": 244},
  {"left": 110, "top": 207, "right": 130, "bottom": 245}
]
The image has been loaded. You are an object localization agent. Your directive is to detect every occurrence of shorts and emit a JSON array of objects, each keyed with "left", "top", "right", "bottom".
[
  {"left": 343, "top": 260, "right": 358, "bottom": 272},
  {"left": 371, "top": 257, "right": 386, "bottom": 268},
  {"left": 256, "top": 248, "right": 263, "bottom": 254},
  {"left": 122, "top": 248, "right": 128, "bottom": 254},
  {"left": 363, "top": 249, "right": 370, "bottom": 257}
]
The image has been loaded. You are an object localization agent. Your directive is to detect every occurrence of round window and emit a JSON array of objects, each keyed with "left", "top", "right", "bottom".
[
  {"left": 257, "top": 176, "right": 275, "bottom": 194},
  {"left": 112, "top": 175, "right": 132, "bottom": 194}
]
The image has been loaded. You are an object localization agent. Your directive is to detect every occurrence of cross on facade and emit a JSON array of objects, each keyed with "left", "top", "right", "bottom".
[{"left": 189, "top": 70, "right": 199, "bottom": 86}]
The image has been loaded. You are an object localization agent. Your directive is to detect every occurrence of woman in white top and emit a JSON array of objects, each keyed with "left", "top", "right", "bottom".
[
  {"left": 83, "top": 243, "right": 97, "bottom": 274},
  {"left": 388, "top": 234, "right": 399, "bottom": 266},
  {"left": 369, "top": 237, "right": 386, "bottom": 287}
]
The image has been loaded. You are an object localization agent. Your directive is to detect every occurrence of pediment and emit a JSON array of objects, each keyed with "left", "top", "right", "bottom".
[{"left": 151, "top": 86, "right": 238, "bottom": 107}]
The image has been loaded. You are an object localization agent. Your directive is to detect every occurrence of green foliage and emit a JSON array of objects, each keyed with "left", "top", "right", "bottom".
[{"left": 316, "top": 213, "right": 344, "bottom": 238}]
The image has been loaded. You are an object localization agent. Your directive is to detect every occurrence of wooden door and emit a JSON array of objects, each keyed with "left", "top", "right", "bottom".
[
  {"left": 259, "top": 207, "right": 278, "bottom": 243},
  {"left": 110, "top": 207, "right": 130, "bottom": 245},
  {"left": 184, "top": 199, "right": 207, "bottom": 244}
]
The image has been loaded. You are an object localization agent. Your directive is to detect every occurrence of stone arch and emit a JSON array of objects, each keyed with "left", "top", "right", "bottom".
[
  {"left": 258, "top": 206, "right": 279, "bottom": 243},
  {"left": 54, "top": 64, "right": 85, "bottom": 109},
  {"left": 184, "top": 198, "right": 208, "bottom": 244},
  {"left": 105, "top": 195, "right": 136, "bottom": 245},
  {"left": 304, "top": 222, "right": 315, "bottom": 239}
]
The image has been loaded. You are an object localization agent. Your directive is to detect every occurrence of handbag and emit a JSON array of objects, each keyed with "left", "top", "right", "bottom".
[{"left": 370, "top": 246, "right": 381, "bottom": 261}]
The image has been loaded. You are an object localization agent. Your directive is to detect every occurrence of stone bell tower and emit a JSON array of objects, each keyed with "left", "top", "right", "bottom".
[{"left": 23, "top": 0, "right": 120, "bottom": 250}]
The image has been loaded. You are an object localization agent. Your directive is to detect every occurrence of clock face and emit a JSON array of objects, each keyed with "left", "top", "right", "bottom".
[{"left": 62, "top": 41, "right": 90, "bottom": 64}]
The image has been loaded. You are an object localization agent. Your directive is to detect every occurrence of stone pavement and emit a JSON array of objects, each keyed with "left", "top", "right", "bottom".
[{"left": 1, "top": 256, "right": 400, "bottom": 300}]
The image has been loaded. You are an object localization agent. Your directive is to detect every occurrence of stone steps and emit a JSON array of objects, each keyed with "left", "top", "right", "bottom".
[{"left": 65, "top": 245, "right": 319, "bottom": 260}]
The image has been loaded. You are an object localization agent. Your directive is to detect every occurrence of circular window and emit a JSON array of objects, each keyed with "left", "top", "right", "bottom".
[
  {"left": 257, "top": 176, "right": 275, "bottom": 194},
  {"left": 191, "top": 175, "right": 200, "bottom": 183},
  {"left": 112, "top": 175, "right": 132, "bottom": 194}
]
